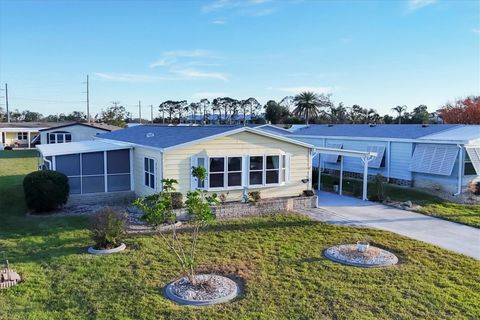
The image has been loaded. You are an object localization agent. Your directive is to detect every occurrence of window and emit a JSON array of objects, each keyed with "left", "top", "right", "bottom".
[
  {"left": 209, "top": 157, "right": 225, "bottom": 188},
  {"left": 228, "top": 157, "right": 242, "bottom": 187},
  {"left": 17, "top": 132, "right": 28, "bottom": 140},
  {"left": 249, "top": 156, "right": 264, "bottom": 185},
  {"left": 81, "top": 152, "right": 105, "bottom": 193},
  {"left": 366, "top": 145, "right": 386, "bottom": 168},
  {"left": 465, "top": 148, "right": 480, "bottom": 176},
  {"left": 324, "top": 143, "right": 343, "bottom": 163},
  {"left": 144, "top": 157, "right": 155, "bottom": 189},
  {"left": 48, "top": 131, "right": 72, "bottom": 144},
  {"left": 107, "top": 150, "right": 131, "bottom": 192},
  {"left": 266, "top": 156, "right": 280, "bottom": 184}
]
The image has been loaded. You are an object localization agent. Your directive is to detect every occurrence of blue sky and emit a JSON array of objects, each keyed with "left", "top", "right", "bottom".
[{"left": 0, "top": 0, "right": 479, "bottom": 118}]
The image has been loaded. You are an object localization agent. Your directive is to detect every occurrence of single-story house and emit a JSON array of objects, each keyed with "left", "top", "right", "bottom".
[
  {"left": 0, "top": 122, "right": 58, "bottom": 148},
  {"left": 38, "top": 122, "right": 120, "bottom": 144},
  {"left": 36, "top": 125, "right": 326, "bottom": 203},
  {"left": 282, "top": 124, "right": 480, "bottom": 195}
]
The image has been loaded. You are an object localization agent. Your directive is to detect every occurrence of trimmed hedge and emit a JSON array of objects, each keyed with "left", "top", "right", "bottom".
[{"left": 23, "top": 170, "right": 69, "bottom": 212}]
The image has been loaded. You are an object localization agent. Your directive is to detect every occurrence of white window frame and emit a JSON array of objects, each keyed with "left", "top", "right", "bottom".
[
  {"left": 227, "top": 156, "right": 243, "bottom": 188},
  {"left": 144, "top": 157, "right": 156, "bottom": 190},
  {"left": 48, "top": 132, "right": 72, "bottom": 144},
  {"left": 265, "top": 155, "right": 281, "bottom": 185},
  {"left": 248, "top": 154, "right": 284, "bottom": 188},
  {"left": 208, "top": 156, "right": 226, "bottom": 190},
  {"left": 248, "top": 155, "right": 265, "bottom": 187},
  {"left": 17, "top": 132, "right": 28, "bottom": 140}
]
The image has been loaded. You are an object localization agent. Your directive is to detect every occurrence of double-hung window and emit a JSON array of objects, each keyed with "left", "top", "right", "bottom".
[
  {"left": 144, "top": 157, "right": 155, "bottom": 189},
  {"left": 266, "top": 156, "right": 280, "bottom": 184},
  {"left": 48, "top": 132, "right": 72, "bottom": 144},
  {"left": 227, "top": 157, "right": 242, "bottom": 187},
  {"left": 209, "top": 157, "right": 225, "bottom": 188},
  {"left": 249, "top": 156, "right": 264, "bottom": 185}
]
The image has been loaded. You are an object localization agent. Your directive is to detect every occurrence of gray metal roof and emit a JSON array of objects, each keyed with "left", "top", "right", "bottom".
[
  {"left": 288, "top": 124, "right": 467, "bottom": 139},
  {"left": 257, "top": 125, "right": 291, "bottom": 135},
  {"left": 98, "top": 125, "right": 247, "bottom": 149}
]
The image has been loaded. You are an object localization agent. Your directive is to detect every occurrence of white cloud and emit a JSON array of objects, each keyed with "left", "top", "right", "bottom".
[
  {"left": 212, "top": 19, "right": 227, "bottom": 24},
  {"left": 172, "top": 69, "right": 227, "bottom": 81},
  {"left": 201, "top": 0, "right": 274, "bottom": 16},
  {"left": 473, "top": 28, "right": 480, "bottom": 34},
  {"left": 149, "top": 49, "right": 216, "bottom": 68},
  {"left": 278, "top": 86, "right": 332, "bottom": 94},
  {"left": 94, "top": 72, "right": 171, "bottom": 82},
  {"left": 192, "top": 92, "right": 228, "bottom": 99},
  {"left": 407, "top": 0, "right": 436, "bottom": 11}
]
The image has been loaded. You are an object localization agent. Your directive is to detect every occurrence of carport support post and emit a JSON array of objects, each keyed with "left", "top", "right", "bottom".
[
  {"left": 27, "top": 132, "right": 31, "bottom": 149},
  {"left": 317, "top": 152, "right": 321, "bottom": 191},
  {"left": 339, "top": 155, "right": 344, "bottom": 195},
  {"left": 362, "top": 156, "right": 368, "bottom": 201}
]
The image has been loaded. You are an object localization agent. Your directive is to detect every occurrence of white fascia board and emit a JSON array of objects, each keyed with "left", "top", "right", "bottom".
[
  {"left": 0, "top": 128, "right": 47, "bottom": 132},
  {"left": 313, "top": 146, "right": 376, "bottom": 158},
  {"left": 288, "top": 134, "right": 470, "bottom": 144},
  {"left": 256, "top": 124, "right": 292, "bottom": 132}
]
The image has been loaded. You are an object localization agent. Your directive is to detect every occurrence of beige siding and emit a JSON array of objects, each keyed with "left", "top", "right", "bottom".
[
  {"left": 163, "top": 131, "right": 311, "bottom": 201},
  {"left": 132, "top": 146, "right": 163, "bottom": 197},
  {"left": 2, "top": 131, "right": 39, "bottom": 147}
]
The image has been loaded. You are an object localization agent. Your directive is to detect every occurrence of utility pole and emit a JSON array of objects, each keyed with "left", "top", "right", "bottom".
[
  {"left": 138, "top": 100, "right": 142, "bottom": 124},
  {"left": 150, "top": 104, "right": 153, "bottom": 123},
  {"left": 5, "top": 83, "right": 10, "bottom": 123},
  {"left": 86, "top": 75, "right": 90, "bottom": 123}
]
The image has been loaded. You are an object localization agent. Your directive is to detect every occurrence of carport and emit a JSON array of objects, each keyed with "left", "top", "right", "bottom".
[{"left": 312, "top": 147, "right": 377, "bottom": 200}]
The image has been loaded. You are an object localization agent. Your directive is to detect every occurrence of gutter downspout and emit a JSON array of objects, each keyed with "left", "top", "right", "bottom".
[
  {"left": 454, "top": 144, "right": 463, "bottom": 196},
  {"left": 387, "top": 141, "right": 391, "bottom": 182}
]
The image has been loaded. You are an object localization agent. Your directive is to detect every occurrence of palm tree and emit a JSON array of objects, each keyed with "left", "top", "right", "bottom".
[
  {"left": 392, "top": 105, "right": 407, "bottom": 124},
  {"left": 293, "top": 92, "right": 322, "bottom": 124}
]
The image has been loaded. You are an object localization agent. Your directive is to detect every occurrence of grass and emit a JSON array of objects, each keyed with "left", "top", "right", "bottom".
[
  {"left": 0, "top": 150, "right": 479, "bottom": 319},
  {"left": 318, "top": 173, "right": 480, "bottom": 228}
]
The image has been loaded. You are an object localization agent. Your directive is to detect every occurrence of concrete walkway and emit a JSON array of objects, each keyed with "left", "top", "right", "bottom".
[{"left": 301, "top": 192, "right": 480, "bottom": 260}]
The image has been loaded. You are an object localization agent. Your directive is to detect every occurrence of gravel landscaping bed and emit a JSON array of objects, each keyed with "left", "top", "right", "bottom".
[
  {"left": 324, "top": 244, "right": 398, "bottom": 267},
  {"left": 164, "top": 274, "right": 240, "bottom": 306}
]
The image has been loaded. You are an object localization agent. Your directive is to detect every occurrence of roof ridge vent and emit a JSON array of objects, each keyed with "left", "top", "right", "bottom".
[
  {"left": 327, "top": 124, "right": 334, "bottom": 127},
  {"left": 422, "top": 124, "right": 429, "bottom": 127},
  {"left": 369, "top": 123, "right": 376, "bottom": 127},
  {"left": 146, "top": 132, "right": 155, "bottom": 138}
]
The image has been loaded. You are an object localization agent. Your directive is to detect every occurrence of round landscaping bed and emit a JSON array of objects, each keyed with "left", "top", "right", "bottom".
[
  {"left": 324, "top": 244, "right": 398, "bottom": 267},
  {"left": 87, "top": 243, "right": 126, "bottom": 255},
  {"left": 164, "top": 274, "right": 240, "bottom": 306}
]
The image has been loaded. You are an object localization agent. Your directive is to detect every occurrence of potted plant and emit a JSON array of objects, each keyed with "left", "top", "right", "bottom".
[{"left": 88, "top": 207, "right": 127, "bottom": 254}]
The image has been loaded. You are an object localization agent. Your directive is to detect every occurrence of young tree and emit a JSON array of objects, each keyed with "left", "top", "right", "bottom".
[
  {"left": 199, "top": 98, "right": 211, "bottom": 124},
  {"left": 132, "top": 170, "right": 218, "bottom": 285},
  {"left": 410, "top": 105, "right": 429, "bottom": 124},
  {"left": 439, "top": 96, "right": 480, "bottom": 124},
  {"left": 21, "top": 110, "right": 43, "bottom": 122},
  {"left": 241, "top": 97, "right": 261, "bottom": 124}
]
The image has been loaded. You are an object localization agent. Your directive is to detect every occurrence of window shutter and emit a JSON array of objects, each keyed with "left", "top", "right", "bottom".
[
  {"left": 410, "top": 144, "right": 459, "bottom": 176},
  {"left": 285, "top": 154, "right": 291, "bottom": 183},
  {"left": 366, "top": 145, "right": 386, "bottom": 168},
  {"left": 190, "top": 156, "right": 197, "bottom": 191},
  {"left": 324, "top": 143, "right": 343, "bottom": 163},
  {"left": 466, "top": 147, "right": 480, "bottom": 175}
]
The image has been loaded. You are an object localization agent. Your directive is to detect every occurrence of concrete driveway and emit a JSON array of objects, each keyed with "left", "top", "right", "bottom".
[{"left": 301, "top": 192, "right": 480, "bottom": 260}]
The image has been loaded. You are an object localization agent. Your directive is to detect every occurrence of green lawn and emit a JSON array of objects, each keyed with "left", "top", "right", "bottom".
[
  {"left": 1, "top": 151, "right": 479, "bottom": 319},
  {"left": 318, "top": 173, "right": 480, "bottom": 228}
]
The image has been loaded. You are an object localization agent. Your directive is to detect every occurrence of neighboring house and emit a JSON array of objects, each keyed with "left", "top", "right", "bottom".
[
  {"left": 0, "top": 122, "right": 59, "bottom": 148},
  {"left": 283, "top": 124, "right": 480, "bottom": 195},
  {"left": 39, "top": 122, "right": 120, "bottom": 144},
  {"left": 35, "top": 126, "right": 315, "bottom": 203}
]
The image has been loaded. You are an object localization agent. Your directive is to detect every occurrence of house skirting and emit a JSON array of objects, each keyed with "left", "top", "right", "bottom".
[
  {"left": 67, "top": 191, "right": 136, "bottom": 206},
  {"left": 324, "top": 169, "right": 412, "bottom": 187}
]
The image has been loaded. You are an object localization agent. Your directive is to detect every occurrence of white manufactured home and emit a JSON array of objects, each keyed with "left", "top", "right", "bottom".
[{"left": 281, "top": 124, "right": 480, "bottom": 195}]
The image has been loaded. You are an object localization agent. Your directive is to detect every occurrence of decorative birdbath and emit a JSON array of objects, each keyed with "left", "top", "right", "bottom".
[
  {"left": 164, "top": 274, "right": 240, "bottom": 306},
  {"left": 323, "top": 243, "right": 398, "bottom": 267},
  {"left": 0, "top": 253, "right": 22, "bottom": 289}
]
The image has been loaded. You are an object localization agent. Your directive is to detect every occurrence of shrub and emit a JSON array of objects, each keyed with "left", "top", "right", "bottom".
[
  {"left": 371, "top": 174, "right": 386, "bottom": 202},
  {"left": 468, "top": 181, "right": 480, "bottom": 195},
  {"left": 23, "top": 170, "right": 69, "bottom": 212},
  {"left": 302, "top": 190, "right": 315, "bottom": 197},
  {"left": 89, "top": 207, "right": 127, "bottom": 249},
  {"left": 4, "top": 146, "right": 12, "bottom": 150},
  {"left": 171, "top": 192, "right": 183, "bottom": 209},
  {"left": 248, "top": 191, "right": 261, "bottom": 204}
]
